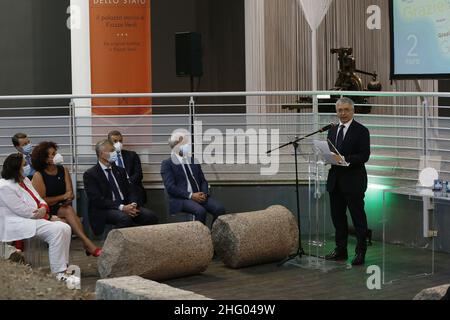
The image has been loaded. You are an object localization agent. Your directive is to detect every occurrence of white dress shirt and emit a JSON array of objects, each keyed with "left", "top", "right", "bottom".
[
  {"left": 172, "top": 152, "right": 199, "bottom": 199},
  {"left": 99, "top": 162, "right": 125, "bottom": 210},
  {"left": 336, "top": 118, "right": 353, "bottom": 144},
  {"left": 334, "top": 118, "right": 353, "bottom": 164}
]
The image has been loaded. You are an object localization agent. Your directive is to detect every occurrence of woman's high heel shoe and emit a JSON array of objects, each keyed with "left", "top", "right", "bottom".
[{"left": 85, "top": 247, "right": 102, "bottom": 257}]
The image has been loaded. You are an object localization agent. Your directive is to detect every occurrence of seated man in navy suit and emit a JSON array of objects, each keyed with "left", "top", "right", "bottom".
[
  {"left": 108, "top": 130, "right": 147, "bottom": 206},
  {"left": 83, "top": 139, "right": 158, "bottom": 236},
  {"left": 160, "top": 130, "right": 225, "bottom": 225}
]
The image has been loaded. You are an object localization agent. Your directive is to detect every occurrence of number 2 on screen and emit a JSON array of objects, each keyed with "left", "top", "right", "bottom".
[{"left": 407, "top": 34, "right": 418, "bottom": 57}]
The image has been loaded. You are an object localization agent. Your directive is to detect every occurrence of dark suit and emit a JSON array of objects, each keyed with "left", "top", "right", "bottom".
[
  {"left": 327, "top": 119, "right": 370, "bottom": 253},
  {"left": 83, "top": 163, "right": 158, "bottom": 235},
  {"left": 160, "top": 154, "right": 225, "bottom": 224},
  {"left": 119, "top": 149, "right": 147, "bottom": 206}
]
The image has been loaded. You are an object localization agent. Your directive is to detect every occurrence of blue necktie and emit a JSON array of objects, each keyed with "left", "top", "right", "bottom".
[
  {"left": 117, "top": 152, "right": 124, "bottom": 168},
  {"left": 105, "top": 169, "right": 122, "bottom": 203},
  {"left": 336, "top": 125, "right": 345, "bottom": 152},
  {"left": 25, "top": 154, "right": 32, "bottom": 166}
]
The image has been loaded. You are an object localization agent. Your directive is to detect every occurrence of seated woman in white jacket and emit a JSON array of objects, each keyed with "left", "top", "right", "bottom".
[{"left": 0, "top": 153, "right": 79, "bottom": 286}]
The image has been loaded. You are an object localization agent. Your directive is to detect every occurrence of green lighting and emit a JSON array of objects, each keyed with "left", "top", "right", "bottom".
[
  {"left": 368, "top": 183, "right": 391, "bottom": 191},
  {"left": 365, "top": 183, "right": 391, "bottom": 226}
]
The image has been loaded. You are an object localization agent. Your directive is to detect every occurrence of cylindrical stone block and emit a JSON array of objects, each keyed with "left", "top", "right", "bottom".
[
  {"left": 95, "top": 276, "right": 212, "bottom": 300},
  {"left": 98, "top": 222, "right": 213, "bottom": 280},
  {"left": 211, "top": 205, "right": 299, "bottom": 268}
]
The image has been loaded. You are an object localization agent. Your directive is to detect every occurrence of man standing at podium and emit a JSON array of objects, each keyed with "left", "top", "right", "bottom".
[{"left": 324, "top": 97, "right": 370, "bottom": 266}]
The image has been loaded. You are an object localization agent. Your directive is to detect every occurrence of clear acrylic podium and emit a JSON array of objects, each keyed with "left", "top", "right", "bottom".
[
  {"left": 382, "top": 187, "right": 444, "bottom": 284},
  {"left": 286, "top": 145, "right": 348, "bottom": 272}
]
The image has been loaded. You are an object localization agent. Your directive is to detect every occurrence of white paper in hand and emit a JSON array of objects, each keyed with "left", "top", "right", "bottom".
[{"left": 313, "top": 140, "right": 349, "bottom": 166}]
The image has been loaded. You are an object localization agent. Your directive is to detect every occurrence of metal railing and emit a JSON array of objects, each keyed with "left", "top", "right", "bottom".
[{"left": 0, "top": 90, "right": 448, "bottom": 190}]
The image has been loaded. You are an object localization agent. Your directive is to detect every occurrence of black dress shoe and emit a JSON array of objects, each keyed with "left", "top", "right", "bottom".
[
  {"left": 324, "top": 248, "right": 348, "bottom": 261},
  {"left": 351, "top": 252, "right": 366, "bottom": 266}
]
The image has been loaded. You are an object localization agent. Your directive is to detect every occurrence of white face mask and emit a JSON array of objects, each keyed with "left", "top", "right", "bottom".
[
  {"left": 114, "top": 142, "right": 123, "bottom": 152},
  {"left": 23, "top": 165, "right": 32, "bottom": 177},
  {"left": 52, "top": 153, "right": 64, "bottom": 165},
  {"left": 22, "top": 143, "right": 33, "bottom": 155},
  {"left": 179, "top": 143, "right": 192, "bottom": 157},
  {"left": 108, "top": 151, "right": 118, "bottom": 163}
]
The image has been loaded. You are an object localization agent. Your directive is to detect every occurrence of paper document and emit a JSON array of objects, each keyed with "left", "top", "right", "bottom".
[{"left": 313, "top": 140, "right": 350, "bottom": 166}]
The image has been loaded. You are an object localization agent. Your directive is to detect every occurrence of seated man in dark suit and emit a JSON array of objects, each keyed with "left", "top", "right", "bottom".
[
  {"left": 83, "top": 139, "right": 158, "bottom": 236},
  {"left": 160, "top": 130, "right": 225, "bottom": 225},
  {"left": 108, "top": 130, "right": 147, "bottom": 206}
]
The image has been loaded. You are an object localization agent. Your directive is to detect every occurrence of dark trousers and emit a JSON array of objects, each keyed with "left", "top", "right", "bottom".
[
  {"left": 129, "top": 183, "right": 147, "bottom": 207},
  {"left": 329, "top": 186, "right": 368, "bottom": 253},
  {"left": 181, "top": 197, "right": 225, "bottom": 225},
  {"left": 104, "top": 207, "right": 158, "bottom": 229}
]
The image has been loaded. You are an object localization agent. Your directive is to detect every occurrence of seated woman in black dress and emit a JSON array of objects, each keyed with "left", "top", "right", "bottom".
[{"left": 31, "top": 141, "right": 101, "bottom": 257}]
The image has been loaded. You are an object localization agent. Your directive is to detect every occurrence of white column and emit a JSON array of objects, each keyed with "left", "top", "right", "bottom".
[
  {"left": 69, "top": 0, "right": 93, "bottom": 197},
  {"left": 70, "top": 0, "right": 92, "bottom": 116},
  {"left": 70, "top": 0, "right": 92, "bottom": 150},
  {"left": 245, "top": 0, "right": 266, "bottom": 129}
]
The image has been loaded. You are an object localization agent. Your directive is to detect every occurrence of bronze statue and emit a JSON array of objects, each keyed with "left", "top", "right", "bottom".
[
  {"left": 331, "top": 47, "right": 381, "bottom": 92},
  {"left": 328, "top": 47, "right": 382, "bottom": 113},
  {"left": 283, "top": 47, "right": 382, "bottom": 114}
]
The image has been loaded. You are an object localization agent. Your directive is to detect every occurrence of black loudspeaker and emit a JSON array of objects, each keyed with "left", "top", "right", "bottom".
[{"left": 175, "top": 32, "right": 203, "bottom": 77}]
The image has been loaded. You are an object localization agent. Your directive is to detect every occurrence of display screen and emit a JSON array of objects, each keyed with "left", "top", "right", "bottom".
[{"left": 390, "top": 0, "right": 450, "bottom": 79}]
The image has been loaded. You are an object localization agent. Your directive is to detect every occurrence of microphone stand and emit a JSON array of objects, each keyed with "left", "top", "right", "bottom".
[{"left": 267, "top": 125, "right": 333, "bottom": 266}]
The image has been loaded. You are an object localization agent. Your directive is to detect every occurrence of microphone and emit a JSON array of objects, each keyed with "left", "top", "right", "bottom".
[
  {"left": 299, "top": 122, "right": 337, "bottom": 140},
  {"left": 268, "top": 122, "right": 338, "bottom": 154},
  {"left": 318, "top": 123, "right": 337, "bottom": 133}
]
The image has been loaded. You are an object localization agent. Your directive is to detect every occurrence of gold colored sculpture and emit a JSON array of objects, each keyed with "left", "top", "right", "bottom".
[{"left": 284, "top": 47, "right": 382, "bottom": 113}]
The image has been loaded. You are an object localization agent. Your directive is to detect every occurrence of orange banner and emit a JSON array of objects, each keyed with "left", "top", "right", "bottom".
[{"left": 89, "top": 0, "right": 152, "bottom": 115}]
